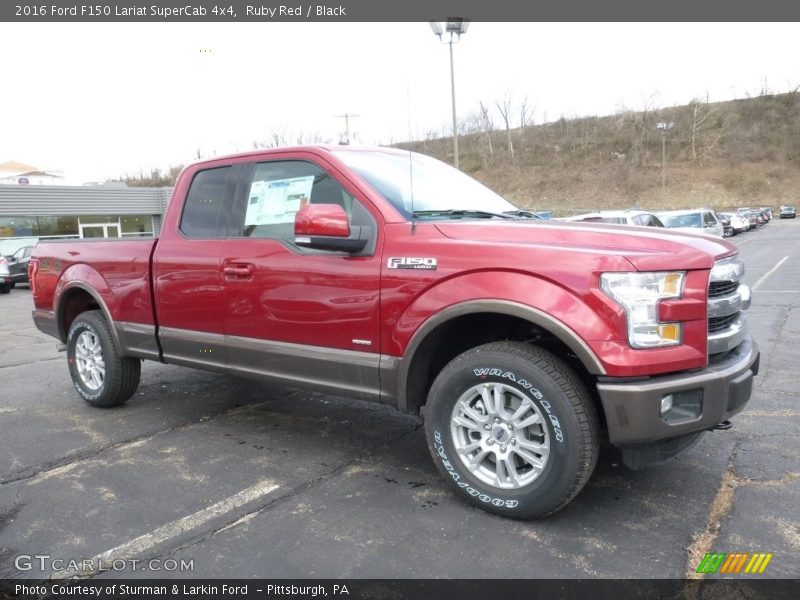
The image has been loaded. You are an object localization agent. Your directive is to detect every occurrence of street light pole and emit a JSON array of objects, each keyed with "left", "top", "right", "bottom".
[
  {"left": 430, "top": 19, "right": 470, "bottom": 170},
  {"left": 449, "top": 39, "right": 458, "bottom": 169}
]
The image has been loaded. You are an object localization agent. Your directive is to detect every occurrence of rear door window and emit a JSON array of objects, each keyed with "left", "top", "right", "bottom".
[{"left": 180, "top": 166, "right": 236, "bottom": 238}]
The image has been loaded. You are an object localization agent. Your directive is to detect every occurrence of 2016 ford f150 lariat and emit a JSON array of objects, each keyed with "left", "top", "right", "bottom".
[{"left": 30, "top": 146, "right": 759, "bottom": 518}]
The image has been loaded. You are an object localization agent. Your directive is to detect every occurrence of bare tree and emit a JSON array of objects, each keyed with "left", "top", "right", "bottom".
[
  {"left": 478, "top": 101, "right": 495, "bottom": 161},
  {"left": 495, "top": 94, "right": 515, "bottom": 161},
  {"left": 619, "top": 94, "right": 659, "bottom": 167},
  {"left": 689, "top": 93, "right": 728, "bottom": 161},
  {"left": 519, "top": 95, "right": 534, "bottom": 131}
]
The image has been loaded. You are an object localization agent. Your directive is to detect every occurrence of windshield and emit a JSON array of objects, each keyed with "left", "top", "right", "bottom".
[
  {"left": 659, "top": 213, "right": 702, "bottom": 228},
  {"left": 335, "top": 149, "right": 518, "bottom": 219}
]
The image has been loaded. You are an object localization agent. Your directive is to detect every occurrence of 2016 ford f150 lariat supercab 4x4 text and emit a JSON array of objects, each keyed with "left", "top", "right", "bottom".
[{"left": 30, "top": 146, "right": 759, "bottom": 518}]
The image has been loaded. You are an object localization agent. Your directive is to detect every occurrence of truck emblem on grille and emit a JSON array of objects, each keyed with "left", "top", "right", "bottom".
[{"left": 387, "top": 257, "right": 437, "bottom": 270}]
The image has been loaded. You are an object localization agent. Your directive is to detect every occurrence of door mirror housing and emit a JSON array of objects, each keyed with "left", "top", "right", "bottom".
[{"left": 294, "top": 204, "right": 368, "bottom": 253}]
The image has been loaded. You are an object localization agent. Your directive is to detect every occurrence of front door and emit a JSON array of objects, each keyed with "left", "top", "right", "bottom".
[{"left": 220, "top": 156, "right": 384, "bottom": 398}]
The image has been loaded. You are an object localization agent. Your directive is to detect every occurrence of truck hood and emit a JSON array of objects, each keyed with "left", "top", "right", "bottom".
[{"left": 434, "top": 220, "right": 737, "bottom": 271}]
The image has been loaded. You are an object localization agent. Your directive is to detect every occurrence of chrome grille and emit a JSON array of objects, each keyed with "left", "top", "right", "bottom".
[
  {"left": 707, "top": 257, "right": 750, "bottom": 356},
  {"left": 708, "top": 313, "right": 738, "bottom": 333},
  {"left": 709, "top": 280, "right": 739, "bottom": 298}
]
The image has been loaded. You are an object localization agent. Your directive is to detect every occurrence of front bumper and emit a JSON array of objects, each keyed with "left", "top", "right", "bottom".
[{"left": 597, "top": 339, "right": 759, "bottom": 446}]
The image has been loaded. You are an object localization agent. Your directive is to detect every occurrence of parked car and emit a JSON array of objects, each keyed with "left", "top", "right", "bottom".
[
  {"left": 564, "top": 210, "right": 665, "bottom": 227},
  {"left": 759, "top": 207, "right": 772, "bottom": 221},
  {"left": 657, "top": 209, "right": 725, "bottom": 237},
  {"left": 717, "top": 213, "right": 733, "bottom": 237},
  {"left": 5, "top": 244, "right": 35, "bottom": 285},
  {"left": 0, "top": 256, "right": 12, "bottom": 294},
  {"left": 30, "top": 146, "right": 759, "bottom": 519},
  {"left": 0, "top": 237, "right": 38, "bottom": 287},
  {"left": 737, "top": 208, "right": 760, "bottom": 228},
  {"left": 780, "top": 205, "right": 796, "bottom": 219},
  {"left": 721, "top": 212, "right": 750, "bottom": 235}
]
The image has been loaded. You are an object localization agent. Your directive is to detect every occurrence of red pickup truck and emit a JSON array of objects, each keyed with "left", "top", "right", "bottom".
[{"left": 30, "top": 146, "right": 759, "bottom": 518}]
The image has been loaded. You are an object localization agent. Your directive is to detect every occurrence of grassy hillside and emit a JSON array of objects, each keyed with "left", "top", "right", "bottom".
[{"left": 400, "top": 91, "right": 800, "bottom": 216}]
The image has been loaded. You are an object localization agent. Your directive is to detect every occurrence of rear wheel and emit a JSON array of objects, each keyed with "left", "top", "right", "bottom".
[
  {"left": 67, "top": 310, "right": 140, "bottom": 407},
  {"left": 424, "top": 341, "right": 599, "bottom": 518},
  {"left": 0, "top": 283, "right": 10, "bottom": 294}
]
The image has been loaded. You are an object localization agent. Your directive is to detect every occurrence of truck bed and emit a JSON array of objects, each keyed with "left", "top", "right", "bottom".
[{"left": 31, "top": 238, "right": 159, "bottom": 342}]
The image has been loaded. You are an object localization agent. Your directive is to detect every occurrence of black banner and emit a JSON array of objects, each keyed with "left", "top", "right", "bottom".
[
  {"left": 3, "top": 0, "right": 800, "bottom": 22},
  {"left": 2, "top": 579, "right": 800, "bottom": 600}
]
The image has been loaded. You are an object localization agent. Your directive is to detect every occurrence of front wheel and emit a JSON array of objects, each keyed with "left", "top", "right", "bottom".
[
  {"left": 0, "top": 283, "right": 11, "bottom": 294},
  {"left": 67, "top": 310, "right": 141, "bottom": 407},
  {"left": 424, "top": 342, "right": 599, "bottom": 518}
]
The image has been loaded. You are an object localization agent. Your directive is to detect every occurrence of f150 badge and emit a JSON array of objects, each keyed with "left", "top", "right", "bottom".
[{"left": 387, "top": 257, "right": 437, "bottom": 270}]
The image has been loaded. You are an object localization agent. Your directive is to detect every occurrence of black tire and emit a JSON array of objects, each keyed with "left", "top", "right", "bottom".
[
  {"left": 66, "top": 310, "right": 141, "bottom": 408},
  {"left": 424, "top": 341, "right": 599, "bottom": 519},
  {"left": 0, "top": 283, "right": 10, "bottom": 294}
]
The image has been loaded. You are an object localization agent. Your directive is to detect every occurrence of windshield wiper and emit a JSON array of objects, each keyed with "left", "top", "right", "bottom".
[
  {"left": 412, "top": 209, "right": 519, "bottom": 220},
  {"left": 503, "top": 210, "right": 543, "bottom": 220}
]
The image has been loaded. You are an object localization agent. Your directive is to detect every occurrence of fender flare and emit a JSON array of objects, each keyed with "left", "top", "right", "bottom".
[
  {"left": 56, "top": 281, "right": 122, "bottom": 353},
  {"left": 395, "top": 299, "right": 606, "bottom": 412}
]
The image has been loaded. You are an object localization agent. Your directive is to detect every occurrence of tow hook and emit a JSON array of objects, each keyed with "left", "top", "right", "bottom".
[{"left": 709, "top": 420, "right": 733, "bottom": 431}]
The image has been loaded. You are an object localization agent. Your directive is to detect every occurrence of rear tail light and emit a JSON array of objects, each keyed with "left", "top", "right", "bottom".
[{"left": 28, "top": 258, "right": 39, "bottom": 296}]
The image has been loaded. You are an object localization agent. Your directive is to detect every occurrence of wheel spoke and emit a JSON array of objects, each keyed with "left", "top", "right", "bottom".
[
  {"left": 514, "top": 447, "right": 547, "bottom": 470},
  {"left": 517, "top": 437, "right": 549, "bottom": 454},
  {"left": 453, "top": 415, "right": 481, "bottom": 432},
  {"left": 468, "top": 448, "right": 490, "bottom": 469},
  {"left": 514, "top": 412, "right": 542, "bottom": 429},
  {"left": 457, "top": 401, "right": 489, "bottom": 426},
  {"left": 509, "top": 401, "right": 531, "bottom": 423},
  {"left": 495, "top": 455, "right": 507, "bottom": 483},
  {"left": 480, "top": 386, "right": 496, "bottom": 414},
  {"left": 502, "top": 456, "right": 520, "bottom": 486},
  {"left": 457, "top": 442, "right": 482, "bottom": 455},
  {"left": 493, "top": 385, "right": 505, "bottom": 416},
  {"left": 90, "top": 369, "right": 102, "bottom": 389}
]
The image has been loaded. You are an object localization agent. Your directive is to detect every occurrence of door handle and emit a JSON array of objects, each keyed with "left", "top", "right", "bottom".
[{"left": 223, "top": 263, "right": 254, "bottom": 278}]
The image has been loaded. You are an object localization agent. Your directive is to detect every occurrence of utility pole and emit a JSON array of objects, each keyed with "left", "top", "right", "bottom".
[{"left": 334, "top": 113, "right": 360, "bottom": 145}]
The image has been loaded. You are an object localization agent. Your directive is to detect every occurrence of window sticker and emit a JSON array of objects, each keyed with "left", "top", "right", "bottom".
[{"left": 245, "top": 175, "right": 315, "bottom": 226}]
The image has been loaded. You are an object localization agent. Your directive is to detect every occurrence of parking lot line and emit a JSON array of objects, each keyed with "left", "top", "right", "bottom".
[
  {"left": 51, "top": 479, "right": 281, "bottom": 579},
  {"left": 752, "top": 256, "right": 790, "bottom": 291}
]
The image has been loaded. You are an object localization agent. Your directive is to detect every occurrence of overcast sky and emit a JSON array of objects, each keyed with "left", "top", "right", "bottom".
[{"left": 2, "top": 22, "right": 799, "bottom": 183}]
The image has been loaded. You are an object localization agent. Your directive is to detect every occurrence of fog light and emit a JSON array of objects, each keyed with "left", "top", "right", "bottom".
[{"left": 661, "top": 389, "right": 704, "bottom": 424}]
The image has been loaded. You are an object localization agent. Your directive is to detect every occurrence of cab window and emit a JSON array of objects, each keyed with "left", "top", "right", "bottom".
[{"left": 236, "top": 160, "right": 369, "bottom": 243}]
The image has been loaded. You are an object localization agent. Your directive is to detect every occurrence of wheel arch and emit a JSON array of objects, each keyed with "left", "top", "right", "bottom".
[
  {"left": 395, "top": 300, "right": 606, "bottom": 415},
  {"left": 56, "top": 282, "right": 122, "bottom": 353}
]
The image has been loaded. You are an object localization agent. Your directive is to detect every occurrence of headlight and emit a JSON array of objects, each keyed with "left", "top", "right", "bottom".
[{"left": 600, "top": 271, "right": 686, "bottom": 348}]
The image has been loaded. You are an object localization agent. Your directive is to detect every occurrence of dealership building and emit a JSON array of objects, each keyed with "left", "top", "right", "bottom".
[{"left": 0, "top": 184, "right": 173, "bottom": 244}]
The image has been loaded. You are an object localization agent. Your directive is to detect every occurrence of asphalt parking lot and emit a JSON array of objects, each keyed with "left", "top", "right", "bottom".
[{"left": 0, "top": 220, "right": 798, "bottom": 582}]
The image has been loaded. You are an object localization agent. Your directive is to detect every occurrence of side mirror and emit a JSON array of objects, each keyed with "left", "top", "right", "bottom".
[{"left": 294, "top": 204, "right": 368, "bottom": 253}]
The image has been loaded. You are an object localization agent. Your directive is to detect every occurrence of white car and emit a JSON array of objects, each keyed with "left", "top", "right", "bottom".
[
  {"left": 720, "top": 212, "right": 750, "bottom": 234},
  {"left": 657, "top": 209, "right": 725, "bottom": 238},
  {"left": 563, "top": 210, "right": 665, "bottom": 227}
]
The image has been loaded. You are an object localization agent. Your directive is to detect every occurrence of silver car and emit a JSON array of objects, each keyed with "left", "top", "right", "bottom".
[{"left": 657, "top": 209, "right": 724, "bottom": 238}]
